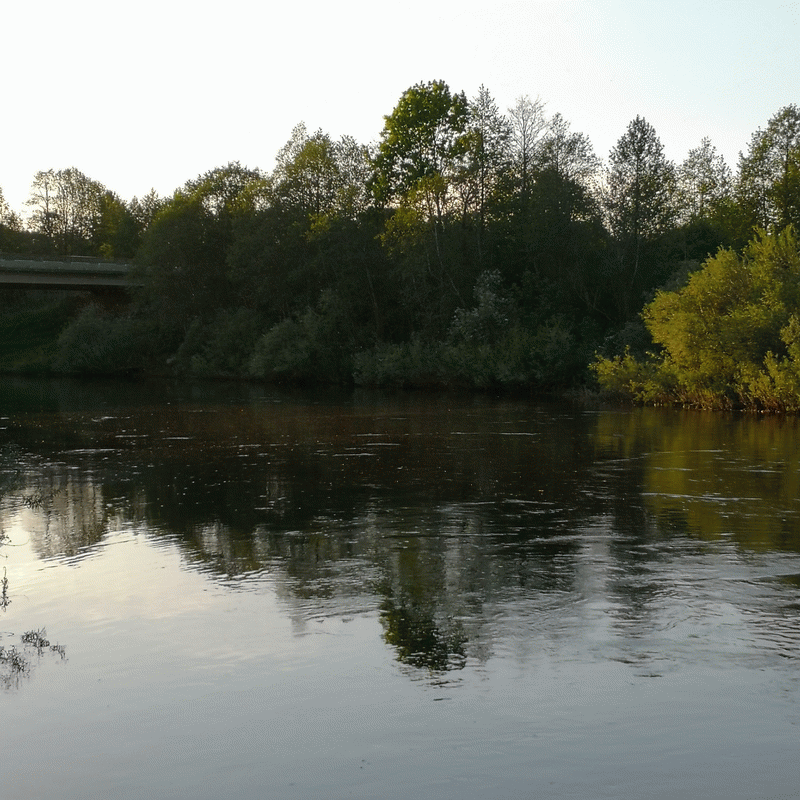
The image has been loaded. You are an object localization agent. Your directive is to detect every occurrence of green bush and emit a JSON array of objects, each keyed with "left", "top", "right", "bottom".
[
  {"left": 353, "top": 338, "right": 445, "bottom": 387},
  {"left": 594, "top": 227, "right": 800, "bottom": 410},
  {"left": 53, "top": 305, "right": 161, "bottom": 375},
  {"left": 173, "top": 308, "right": 261, "bottom": 377},
  {"left": 249, "top": 290, "right": 354, "bottom": 383},
  {"left": 353, "top": 268, "right": 593, "bottom": 390},
  {"left": 0, "top": 295, "right": 79, "bottom": 373},
  {"left": 353, "top": 318, "right": 588, "bottom": 390}
]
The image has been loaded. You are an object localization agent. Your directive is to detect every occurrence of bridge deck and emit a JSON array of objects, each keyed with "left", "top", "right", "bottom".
[{"left": 0, "top": 255, "right": 140, "bottom": 288}]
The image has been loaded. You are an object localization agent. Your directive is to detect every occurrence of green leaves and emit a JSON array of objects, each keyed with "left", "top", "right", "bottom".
[
  {"left": 372, "top": 80, "right": 469, "bottom": 211},
  {"left": 595, "top": 227, "right": 800, "bottom": 409},
  {"left": 737, "top": 105, "right": 800, "bottom": 231},
  {"left": 677, "top": 137, "right": 732, "bottom": 224},
  {"left": 604, "top": 116, "right": 676, "bottom": 244},
  {"left": 26, "top": 167, "right": 109, "bottom": 255},
  {"left": 273, "top": 124, "right": 371, "bottom": 219},
  {"left": 602, "top": 116, "right": 678, "bottom": 319}
]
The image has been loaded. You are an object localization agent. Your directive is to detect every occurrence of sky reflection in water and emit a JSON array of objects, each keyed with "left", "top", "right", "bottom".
[{"left": 0, "top": 379, "right": 799, "bottom": 800}]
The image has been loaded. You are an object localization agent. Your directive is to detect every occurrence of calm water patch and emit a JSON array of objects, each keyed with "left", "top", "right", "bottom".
[{"left": 0, "top": 378, "right": 799, "bottom": 799}]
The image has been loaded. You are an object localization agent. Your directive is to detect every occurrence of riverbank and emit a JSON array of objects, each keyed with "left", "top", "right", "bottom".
[
  {"left": 0, "top": 293, "right": 82, "bottom": 374},
  {"left": 0, "top": 291, "right": 597, "bottom": 394}
]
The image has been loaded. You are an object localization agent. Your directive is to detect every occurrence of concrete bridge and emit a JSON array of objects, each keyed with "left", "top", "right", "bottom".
[{"left": 0, "top": 253, "right": 141, "bottom": 289}]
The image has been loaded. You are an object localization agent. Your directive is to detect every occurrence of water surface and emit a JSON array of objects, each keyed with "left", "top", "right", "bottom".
[{"left": 1, "top": 378, "right": 799, "bottom": 799}]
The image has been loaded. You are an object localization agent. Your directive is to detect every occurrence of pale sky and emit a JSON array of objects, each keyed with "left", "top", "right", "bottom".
[{"left": 3, "top": 0, "right": 799, "bottom": 215}]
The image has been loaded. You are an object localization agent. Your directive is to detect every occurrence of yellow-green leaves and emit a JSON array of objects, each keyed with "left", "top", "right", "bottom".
[{"left": 595, "top": 227, "right": 800, "bottom": 410}]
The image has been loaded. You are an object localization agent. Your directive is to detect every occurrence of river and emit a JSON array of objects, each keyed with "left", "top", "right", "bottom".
[{"left": 0, "top": 377, "right": 798, "bottom": 799}]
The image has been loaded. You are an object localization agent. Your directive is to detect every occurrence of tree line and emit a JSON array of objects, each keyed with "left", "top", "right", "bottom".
[{"left": 1, "top": 82, "right": 799, "bottom": 392}]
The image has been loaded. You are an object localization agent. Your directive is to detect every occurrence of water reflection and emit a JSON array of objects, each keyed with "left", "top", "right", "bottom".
[
  {"left": 0, "top": 628, "right": 66, "bottom": 690},
  {"left": 594, "top": 407, "right": 800, "bottom": 550},
  {"left": 1, "top": 385, "right": 800, "bottom": 680},
  {"left": 3, "top": 382, "right": 800, "bottom": 800},
  {"left": 1, "top": 566, "right": 9, "bottom": 611}
]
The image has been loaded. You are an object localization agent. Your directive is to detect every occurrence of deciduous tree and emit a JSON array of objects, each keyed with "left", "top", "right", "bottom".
[
  {"left": 129, "top": 190, "right": 164, "bottom": 234},
  {"left": 134, "top": 163, "right": 265, "bottom": 333},
  {"left": 272, "top": 124, "right": 371, "bottom": 219},
  {"left": 507, "top": 95, "right": 547, "bottom": 202},
  {"left": 538, "top": 112, "right": 600, "bottom": 191},
  {"left": 737, "top": 104, "right": 800, "bottom": 231},
  {"left": 677, "top": 137, "right": 731, "bottom": 223},
  {"left": 461, "top": 86, "right": 511, "bottom": 229},
  {"left": 0, "top": 186, "right": 20, "bottom": 231},
  {"left": 603, "top": 116, "right": 677, "bottom": 318},
  {"left": 0, "top": 186, "right": 23, "bottom": 251},
  {"left": 371, "top": 80, "right": 469, "bottom": 224},
  {"left": 26, "top": 168, "right": 106, "bottom": 255},
  {"left": 371, "top": 81, "right": 473, "bottom": 328},
  {"left": 595, "top": 228, "right": 800, "bottom": 410},
  {"left": 92, "top": 191, "right": 140, "bottom": 259}
]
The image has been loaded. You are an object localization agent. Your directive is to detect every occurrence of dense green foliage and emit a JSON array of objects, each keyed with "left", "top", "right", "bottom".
[
  {"left": 0, "top": 294, "right": 83, "bottom": 373},
  {"left": 594, "top": 227, "right": 800, "bottom": 410},
  {"left": 2, "top": 89, "right": 800, "bottom": 400}
]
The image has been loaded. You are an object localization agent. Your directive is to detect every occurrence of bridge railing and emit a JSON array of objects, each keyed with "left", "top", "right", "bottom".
[{"left": 0, "top": 252, "right": 133, "bottom": 274}]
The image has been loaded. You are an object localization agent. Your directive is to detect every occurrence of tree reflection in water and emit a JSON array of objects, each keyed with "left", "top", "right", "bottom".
[
  {"left": 1, "top": 566, "right": 9, "bottom": 611},
  {"left": 2, "top": 384, "right": 800, "bottom": 682},
  {"left": 0, "top": 445, "right": 68, "bottom": 690},
  {"left": 0, "top": 629, "right": 67, "bottom": 691},
  {"left": 380, "top": 592, "right": 467, "bottom": 671}
]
